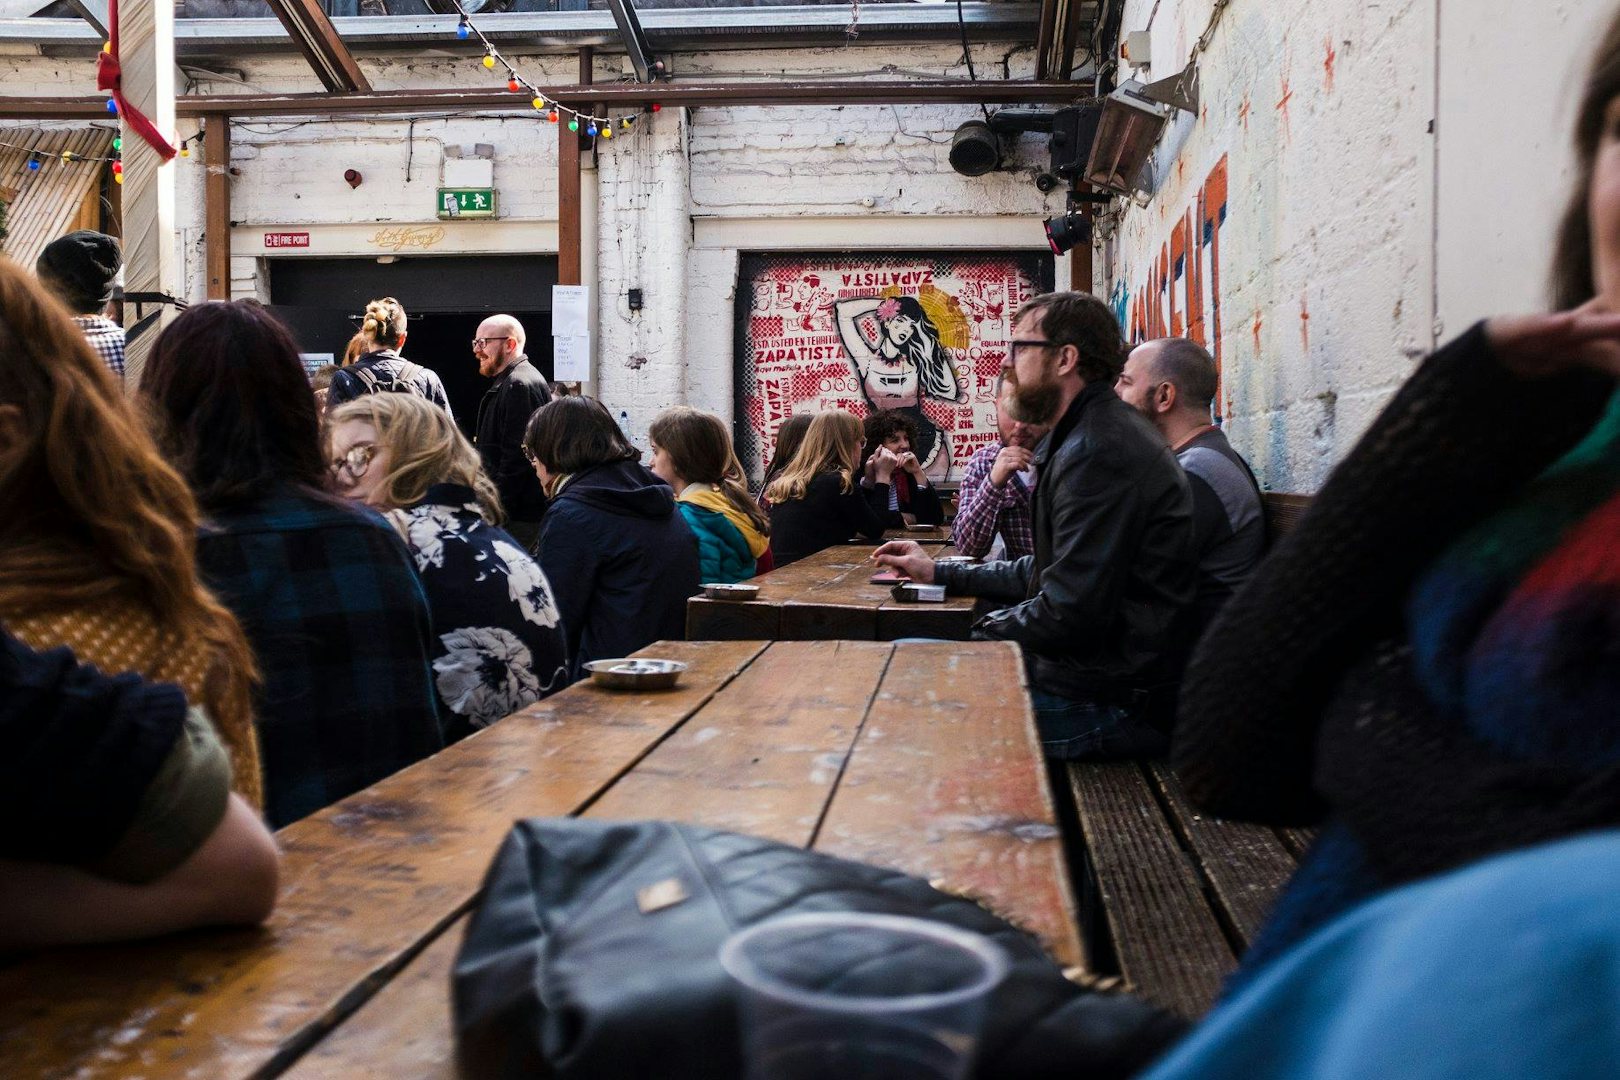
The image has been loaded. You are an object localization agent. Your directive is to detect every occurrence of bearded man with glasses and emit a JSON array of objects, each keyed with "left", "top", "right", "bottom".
[
  {"left": 473, "top": 315, "right": 553, "bottom": 550},
  {"left": 875, "top": 292, "right": 1198, "bottom": 762}
]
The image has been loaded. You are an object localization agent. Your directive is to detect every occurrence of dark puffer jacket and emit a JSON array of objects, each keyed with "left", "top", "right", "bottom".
[{"left": 536, "top": 460, "right": 701, "bottom": 679}]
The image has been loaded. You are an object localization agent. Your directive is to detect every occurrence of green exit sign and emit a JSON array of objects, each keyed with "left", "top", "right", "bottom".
[{"left": 437, "top": 188, "right": 497, "bottom": 218}]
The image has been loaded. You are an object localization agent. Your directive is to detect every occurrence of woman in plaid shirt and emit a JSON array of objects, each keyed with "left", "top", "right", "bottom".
[{"left": 143, "top": 301, "right": 445, "bottom": 829}]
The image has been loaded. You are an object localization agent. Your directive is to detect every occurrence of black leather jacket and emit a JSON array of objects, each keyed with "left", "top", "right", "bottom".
[{"left": 936, "top": 381, "right": 1197, "bottom": 702}]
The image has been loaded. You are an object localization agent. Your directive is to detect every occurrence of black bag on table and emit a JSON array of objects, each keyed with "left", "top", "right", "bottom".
[{"left": 451, "top": 818, "right": 1186, "bottom": 1079}]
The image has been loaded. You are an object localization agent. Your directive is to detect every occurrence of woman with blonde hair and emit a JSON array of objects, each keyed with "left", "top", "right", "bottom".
[
  {"left": 0, "top": 260, "right": 264, "bottom": 809},
  {"left": 328, "top": 393, "right": 569, "bottom": 740},
  {"left": 325, "top": 296, "right": 454, "bottom": 418},
  {"left": 764, "top": 410, "right": 891, "bottom": 566},
  {"left": 648, "top": 406, "right": 770, "bottom": 584}
]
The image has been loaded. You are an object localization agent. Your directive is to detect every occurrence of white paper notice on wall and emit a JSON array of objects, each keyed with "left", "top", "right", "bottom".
[
  {"left": 552, "top": 285, "right": 591, "bottom": 338},
  {"left": 553, "top": 335, "right": 591, "bottom": 382}
]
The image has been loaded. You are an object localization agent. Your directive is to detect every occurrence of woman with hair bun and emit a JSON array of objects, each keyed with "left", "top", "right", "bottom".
[{"left": 325, "top": 296, "right": 454, "bottom": 418}]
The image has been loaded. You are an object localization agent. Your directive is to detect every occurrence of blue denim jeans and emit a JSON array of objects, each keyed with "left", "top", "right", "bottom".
[{"left": 1031, "top": 690, "right": 1169, "bottom": 761}]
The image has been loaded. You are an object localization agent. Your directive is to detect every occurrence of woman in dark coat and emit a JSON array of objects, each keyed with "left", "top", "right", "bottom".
[{"left": 523, "top": 398, "right": 701, "bottom": 679}]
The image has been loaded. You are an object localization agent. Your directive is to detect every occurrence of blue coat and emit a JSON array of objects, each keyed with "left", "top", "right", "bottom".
[{"left": 537, "top": 461, "right": 701, "bottom": 679}]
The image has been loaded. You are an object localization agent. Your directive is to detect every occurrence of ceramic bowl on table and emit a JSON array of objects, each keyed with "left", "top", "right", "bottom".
[
  {"left": 905, "top": 523, "right": 943, "bottom": 533},
  {"left": 702, "top": 583, "right": 761, "bottom": 602},
  {"left": 934, "top": 555, "right": 977, "bottom": 566},
  {"left": 583, "top": 658, "right": 689, "bottom": 691}
]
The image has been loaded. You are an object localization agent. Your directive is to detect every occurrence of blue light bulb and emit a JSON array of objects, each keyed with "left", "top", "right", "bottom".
[
  {"left": 27, "top": 156, "right": 40, "bottom": 170},
  {"left": 105, "top": 97, "right": 118, "bottom": 113},
  {"left": 586, "top": 123, "right": 598, "bottom": 137},
  {"left": 456, "top": 19, "right": 469, "bottom": 39}
]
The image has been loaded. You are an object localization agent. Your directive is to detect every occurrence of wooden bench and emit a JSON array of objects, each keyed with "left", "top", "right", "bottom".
[
  {"left": 1262, "top": 491, "right": 1311, "bottom": 545},
  {"left": 687, "top": 543, "right": 978, "bottom": 642},
  {"left": 1059, "top": 760, "right": 1314, "bottom": 1018},
  {"left": 1, "top": 639, "right": 1076, "bottom": 1078},
  {"left": 1049, "top": 491, "right": 1317, "bottom": 1018}
]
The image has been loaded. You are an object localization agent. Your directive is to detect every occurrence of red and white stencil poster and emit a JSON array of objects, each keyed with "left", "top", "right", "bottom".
[{"left": 734, "top": 252, "right": 1053, "bottom": 482}]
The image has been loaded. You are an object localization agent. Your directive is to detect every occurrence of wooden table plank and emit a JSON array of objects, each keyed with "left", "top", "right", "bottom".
[
  {"left": 588, "top": 640, "right": 894, "bottom": 844},
  {"left": 285, "top": 641, "right": 1068, "bottom": 1080},
  {"left": 1067, "top": 762, "right": 1235, "bottom": 1018},
  {"left": 867, "top": 526, "right": 952, "bottom": 544},
  {"left": 1147, "top": 763, "right": 1299, "bottom": 952},
  {"left": 0, "top": 640, "right": 768, "bottom": 1080},
  {"left": 285, "top": 640, "right": 898, "bottom": 1079},
  {"left": 688, "top": 546, "right": 870, "bottom": 641},
  {"left": 281, "top": 924, "right": 462, "bottom": 1080},
  {"left": 814, "top": 641, "right": 1082, "bottom": 968}
]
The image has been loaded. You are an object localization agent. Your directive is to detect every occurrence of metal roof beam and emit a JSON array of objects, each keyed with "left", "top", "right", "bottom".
[
  {"left": 0, "top": 78, "right": 1087, "bottom": 120},
  {"left": 603, "top": 0, "right": 657, "bottom": 83},
  {"left": 262, "top": 0, "right": 371, "bottom": 92}
]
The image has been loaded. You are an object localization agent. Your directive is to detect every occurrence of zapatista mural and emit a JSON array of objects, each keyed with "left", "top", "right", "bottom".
[{"left": 734, "top": 252, "right": 1053, "bottom": 482}]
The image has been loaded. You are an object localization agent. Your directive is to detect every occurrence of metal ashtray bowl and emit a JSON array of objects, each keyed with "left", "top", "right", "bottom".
[
  {"left": 905, "top": 523, "right": 941, "bottom": 532},
  {"left": 584, "top": 658, "right": 689, "bottom": 691},
  {"left": 934, "top": 555, "right": 977, "bottom": 565},
  {"left": 702, "top": 583, "right": 761, "bottom": 602}
]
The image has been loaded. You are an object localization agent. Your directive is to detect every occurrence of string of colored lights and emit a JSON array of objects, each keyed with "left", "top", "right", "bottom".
[{"left": 448, "top": 0, "right": 660, "bottom": 140}]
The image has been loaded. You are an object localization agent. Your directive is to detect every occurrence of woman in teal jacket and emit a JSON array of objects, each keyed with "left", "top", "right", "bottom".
[{"left": 648, "top": 407, "right": 770, "bottom": 584}]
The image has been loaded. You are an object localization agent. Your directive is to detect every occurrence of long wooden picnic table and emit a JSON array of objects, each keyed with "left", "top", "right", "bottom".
[
  {"left": 687, "top": 541, "right": 980, "bottom": 641},
  {"left": 0, "top": 639, "right": 1076, "bottom": 1079}
]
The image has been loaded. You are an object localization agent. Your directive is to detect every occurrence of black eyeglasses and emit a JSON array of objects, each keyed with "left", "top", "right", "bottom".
[
  {"left": 330, "top": 442, "right": 377, "bottom": 479},
  {"left": 472, "top": 336, "right": 511, "bottom": 349},
  {"left": 521, "top": 444, "right": 537, "bottom": 464},
  {"left": 1009, "top": 339, "right": 1058, "bottom": 354}
]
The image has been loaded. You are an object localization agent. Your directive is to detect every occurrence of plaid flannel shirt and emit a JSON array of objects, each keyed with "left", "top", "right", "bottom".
[
  {"left": 73, "top": 315, "right": 125, "bottom": 379},
  {"left": 195, "top": 488, "right": 444, "bottom": 828},
  {"left": 952, "top": 441, "right": 1037, "bottom": 560}
]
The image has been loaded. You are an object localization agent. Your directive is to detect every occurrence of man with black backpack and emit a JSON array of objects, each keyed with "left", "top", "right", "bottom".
[{"left": 326, "top": 296, "right": 454, "bottom": 419}]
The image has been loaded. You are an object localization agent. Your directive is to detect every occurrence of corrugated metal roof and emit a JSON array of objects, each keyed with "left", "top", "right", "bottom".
[
  {"left": 0, "top": 127, "right": 115, "bottom": 270},
  {"left": 6, "top": 3, "right": 1046, "bottom": 52}
]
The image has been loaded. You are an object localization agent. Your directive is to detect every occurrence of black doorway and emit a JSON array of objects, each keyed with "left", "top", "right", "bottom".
[{"left": 267, "top": 254, "right": 558, "bottom": 436}]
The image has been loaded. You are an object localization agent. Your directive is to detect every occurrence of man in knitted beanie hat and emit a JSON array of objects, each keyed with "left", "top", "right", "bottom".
[{"left": 37, "top": 230, "right": 126, "bottom": 379}]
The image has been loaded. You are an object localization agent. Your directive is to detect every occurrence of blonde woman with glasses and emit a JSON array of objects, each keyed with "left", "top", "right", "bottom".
[{"left": 327, "top": 394, "right": 569, "bottom": 741}]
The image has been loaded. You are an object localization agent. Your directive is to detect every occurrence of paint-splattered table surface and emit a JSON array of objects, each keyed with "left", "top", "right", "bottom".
[
  {"left": 687, "top": 542, "right": 980, "bottom": 641},
  {"left": 0, "top": 639, "right": 1076, "bottom": 1079}
]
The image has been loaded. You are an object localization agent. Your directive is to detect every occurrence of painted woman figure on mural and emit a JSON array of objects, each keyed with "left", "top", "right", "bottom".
[{"left": 835, "top": 295, "right": 965, "bottom": 479}]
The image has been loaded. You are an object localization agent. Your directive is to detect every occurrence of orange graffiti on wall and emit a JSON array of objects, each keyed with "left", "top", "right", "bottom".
[{"left": 1124, "top": 153, "right": 1230, "bottom": 409}]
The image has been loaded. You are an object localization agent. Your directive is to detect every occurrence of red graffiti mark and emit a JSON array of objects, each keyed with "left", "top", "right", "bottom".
[
  {"left": 1300, "top": 292, "right": 1311, "bottom": 353},
  {"left": 1323, "top": 37, "right": 1337, "bottom": 92},
  {"left": 1177, "top": 158, "right": 1187, "bottom": 185},
  {"left": 1252, "top": 308, "right": 1264, "bottom": 353},
  {"left": 1124, "top": 155, "right": 1229, "bottom": 404},
  {"left": 1276, "top": 76, "right": 1294, "bottom": 140},
  {"left": 1238, "top": 94, "right": 1252, "bottom": 133},
  {"left": 1201, "top": 105, "right": 1208, "bottom": 125}
]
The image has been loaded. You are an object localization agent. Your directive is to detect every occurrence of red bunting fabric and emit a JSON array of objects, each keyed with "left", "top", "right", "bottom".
[{"left": 95, "top": 0, "right": 177, "bottom": 161}]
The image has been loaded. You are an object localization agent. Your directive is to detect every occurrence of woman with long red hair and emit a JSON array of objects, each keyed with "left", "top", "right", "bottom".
[{"left": 0, "top": 258, "right": 263, "bottom": 808}]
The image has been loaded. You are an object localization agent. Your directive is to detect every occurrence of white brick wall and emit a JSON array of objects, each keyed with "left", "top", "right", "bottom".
[{"left": 3, "top": 39, "right": 1067, "bottom": 442}]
